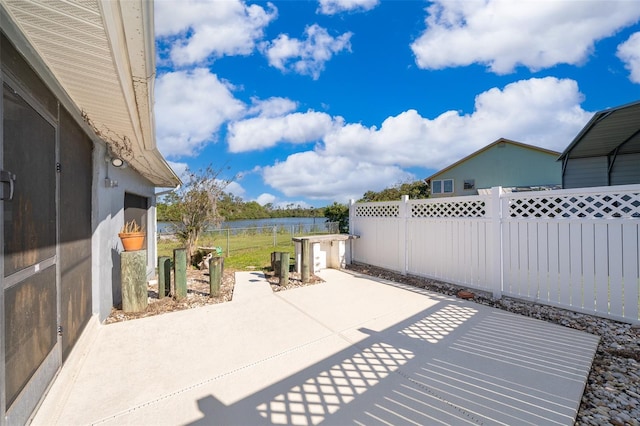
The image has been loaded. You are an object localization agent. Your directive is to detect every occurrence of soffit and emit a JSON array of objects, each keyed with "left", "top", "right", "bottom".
[{"left": 1, "top": 0, "right": 180, "bottom": 187}]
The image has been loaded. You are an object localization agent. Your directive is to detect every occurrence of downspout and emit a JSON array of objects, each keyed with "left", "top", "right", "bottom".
[
  {"left": 561, "top": 155, "right": 569, "bottom": 188},
  {"left": 155, "top": 185, "right": 181, "bottom": 197}
]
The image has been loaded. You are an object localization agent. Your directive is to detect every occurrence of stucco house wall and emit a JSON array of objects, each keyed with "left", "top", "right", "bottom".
[
  {"left": 1, "top": 2, "right": 180, "bottom": 424},
  {"left": 92, "top": 142, "right": 161, "bottom": 321}
]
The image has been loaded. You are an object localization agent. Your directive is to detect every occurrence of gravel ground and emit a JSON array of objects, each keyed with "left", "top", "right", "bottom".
[
  {"left": 105, "top": 267, "right": 323, "bottom": 324},
  {"left": 105, "top": 267, "right": 236, "bottom": 324},
  {"left": 345, "top": 263, "right": 640, "bottom": 426}
]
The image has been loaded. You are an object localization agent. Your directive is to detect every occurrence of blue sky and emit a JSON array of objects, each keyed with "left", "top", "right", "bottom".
[{"left": 154, "top": 0, "right": 640, "bottom": 208}]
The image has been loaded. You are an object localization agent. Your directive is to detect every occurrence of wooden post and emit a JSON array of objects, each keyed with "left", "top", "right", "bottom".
[
  {"left": 301, "top": 239, "right": 310, "bottom": 283},
  {"left": 209, "top": 256, "right": 222, "bottom": 297},
  {"left": 174, "top": 248, "right": 187, "bottom": 300},
  {"left": 121, "top": 250, "right": 148, "bottom": 312},
  {"left": 272, "top": 251, "right": 282, "bottom": 277},
  {"left": 271, "top": 251, "right": 281, "bottom": 277},
  {"left": 279, "top": 252, "right": 290, "bottom": 285},
  {"left": 158, "top": 256, "right": 171, "bottom": 299}
]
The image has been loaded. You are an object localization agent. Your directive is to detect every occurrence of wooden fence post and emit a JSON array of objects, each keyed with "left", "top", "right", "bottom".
[
  {"left": 271, "top": 251, "right": 281, "bottom": 277},
  {"left": 209, "top": 256, "right": 223, "bottom": 297},
  {"left": 279, "top": 252, "right": 289, "bottom": 285},
  {"left": 174, "top": 248, "right": 187, "bottom": 300},
  {"left": 121, "top": 250, "right": 148, "bottom": 312},
  {"left": 158, "top": 256, "right": 171, "bottom": 299}
]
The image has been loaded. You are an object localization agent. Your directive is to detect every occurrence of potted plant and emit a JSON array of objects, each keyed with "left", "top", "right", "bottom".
[{"left": 119, "top": 219, "right": 146, "bottom": 251}]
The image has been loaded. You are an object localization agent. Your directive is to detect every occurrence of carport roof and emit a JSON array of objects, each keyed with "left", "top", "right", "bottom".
[
  {"left": 558, "top": 100, "right": 640, "bottom": 161},
  {"left": 0, "top": 0, "right": 180, "bottom": 187}
]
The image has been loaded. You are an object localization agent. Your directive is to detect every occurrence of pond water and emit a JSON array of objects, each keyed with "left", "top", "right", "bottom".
[{"left": 158, "top": 217, "right": 329, "bottom": 233}]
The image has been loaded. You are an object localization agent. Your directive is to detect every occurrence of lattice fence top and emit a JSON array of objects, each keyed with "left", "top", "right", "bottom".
[
  {"left": 355, "top": 203, "right": 400, "bottom": 218},
  {"left": 411, "top": 200, "right": 486, "bottom": 218},
  {"left": 508, "top": 191, "right": 640, "bottom": 219}
]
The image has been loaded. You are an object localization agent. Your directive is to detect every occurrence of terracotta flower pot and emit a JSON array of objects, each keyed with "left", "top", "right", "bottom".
[
  {"left": 457, "top": 290, "right": 474, "bottom": 300},
  {"left": 119, "top": 232, "right": 146, "bottom": 251}
]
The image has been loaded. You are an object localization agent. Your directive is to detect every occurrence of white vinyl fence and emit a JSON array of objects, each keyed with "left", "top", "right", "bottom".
[{"left": 350, "top": 184, "right": 640, "bottom": 324}]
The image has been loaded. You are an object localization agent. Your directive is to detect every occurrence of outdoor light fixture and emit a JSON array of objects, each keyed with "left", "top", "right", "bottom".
[
  {"left": 111, "top": 157, "right": 125, "bottom": 167},
  {"left": 104, "top": 154, "right": 122, "bottom": 188}
]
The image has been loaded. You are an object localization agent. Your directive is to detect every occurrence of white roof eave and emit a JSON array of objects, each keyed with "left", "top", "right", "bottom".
[
  {"left": 1, "top": 0, "right": 180, "bottom": 187},
  {"left": 97, "top": 0, "right": 181, "bottom": 187}
]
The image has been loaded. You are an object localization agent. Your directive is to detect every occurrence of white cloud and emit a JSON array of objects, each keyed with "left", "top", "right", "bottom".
[
  {"left": 155, "top": 0, "right": 277, "bottom": 66},
  {"left": 262, "top": 24, "right": 352, "bottom": 79},
  {"left": 227, "top": 111, "right": 340, "bottom": 152},
  {"left": 617, "top": 32, "right": 640, "bottom": 84},
  {"left": 321, "top": 77, "right": 591, "bottom": 169},
  {"left": 256, "top": 193, "right": 276, "bottom": 205},
  {"left": 224, "top": 181, "right": 246, "bottom": 198},
  {"left": 262, "top": 152, "right": 413, "bottom": 201},
  {"left": 317, "top": 0, "right": 379, "bottom": 15},
  {"left": 259, "top": 77, "right": 592, "bottom": 201},
  {"left": 273, "top": 200, "right": 312, "bottom": 209},
  {"left": 411, "top": 0, "right": 640, "bottom": 74},
  {"left": 155, "top": 68, "right": 245, "bottom": 158},
  {"left": 246, "top": 97, "right": 298, "bottom": 118},
  {"left": 166, "top": 161, "right": 189, "bottom": 180}
]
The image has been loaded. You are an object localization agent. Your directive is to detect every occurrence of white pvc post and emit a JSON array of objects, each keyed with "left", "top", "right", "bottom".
[
  {"left": 490, "top": 186, "right": 503, "bottom": 300},
  {"left": 399, "top": 195, "right": 409, "bottom": 276}
]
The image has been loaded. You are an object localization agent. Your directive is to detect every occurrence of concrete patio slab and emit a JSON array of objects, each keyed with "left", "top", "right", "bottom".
[
  {"left": 232, "top": 272, "right": 274, "bottom": 302},
  {"left": 31, "top": 269, "right": 599, "bottom": 425}
]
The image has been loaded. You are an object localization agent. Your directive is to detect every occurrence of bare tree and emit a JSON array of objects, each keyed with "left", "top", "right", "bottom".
[{"left": 169, "top": 165, "right": 232, "bottom": 263}]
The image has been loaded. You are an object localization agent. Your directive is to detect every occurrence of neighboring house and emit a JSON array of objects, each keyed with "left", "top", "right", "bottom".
[
  {"left": 425, "top": 138, "right": 562, "bottom": 197},
  {"left": 559, "top": 100, "right": 640, "bottom": 189},
  {"left": 0, "top": 2, "right": 180, "bottom": 424}
]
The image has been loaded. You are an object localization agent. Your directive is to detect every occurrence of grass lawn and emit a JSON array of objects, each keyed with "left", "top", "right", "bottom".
[{"left": 157, "top": 232, "right": 297, "bottom": 270}]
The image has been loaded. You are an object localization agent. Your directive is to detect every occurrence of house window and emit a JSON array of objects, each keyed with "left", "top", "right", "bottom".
[
  {"left": 464, "top": 179, "right": 475, "bottom": 190},
  {"left": 432, "top": 179, "right": 454, "bottom": 194}
]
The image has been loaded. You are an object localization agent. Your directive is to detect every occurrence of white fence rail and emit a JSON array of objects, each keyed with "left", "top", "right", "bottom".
[{"left": 350, "top": 184, "right": 640, "bottom": 324}]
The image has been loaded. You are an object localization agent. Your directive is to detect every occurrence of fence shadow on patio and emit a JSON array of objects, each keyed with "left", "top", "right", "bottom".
[{"left": 187, "top": 292, "right": 598, "bottom": 426}]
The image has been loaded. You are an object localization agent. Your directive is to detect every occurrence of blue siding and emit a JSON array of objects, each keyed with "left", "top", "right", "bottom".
[{"left": 431, "top": 143, "right": 561, "bottom": 197}]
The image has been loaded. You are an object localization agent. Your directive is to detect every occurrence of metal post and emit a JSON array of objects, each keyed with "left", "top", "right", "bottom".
[{"left": 157, "top": 256, "right": 171, "bottom": 298}]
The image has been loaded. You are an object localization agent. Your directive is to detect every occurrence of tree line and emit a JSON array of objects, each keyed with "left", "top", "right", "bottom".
[
  {"left": 158, "top": 179, "right": 429, "bottom": 223},
  {"left": 162, "top": 164, "right": 428, "bottom": 262},
  {"left": 158, "top": 192, "right": 325, "bottom": 222}
]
